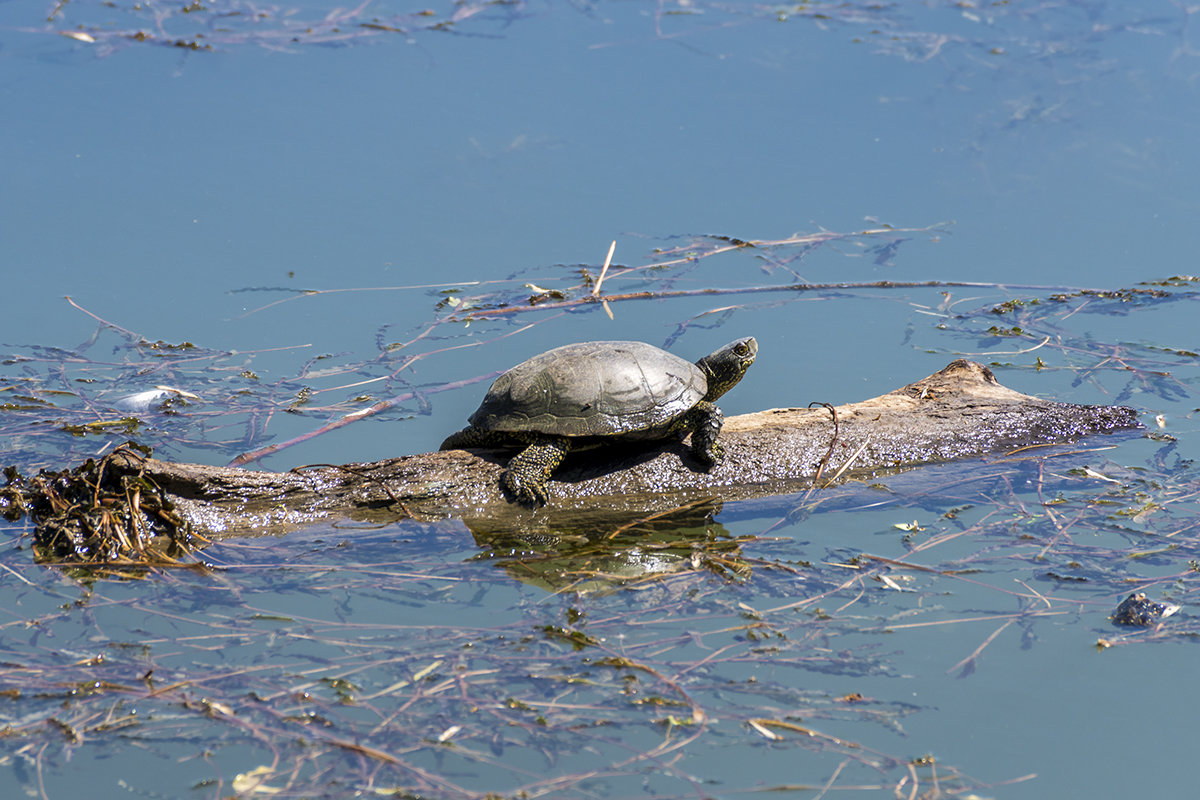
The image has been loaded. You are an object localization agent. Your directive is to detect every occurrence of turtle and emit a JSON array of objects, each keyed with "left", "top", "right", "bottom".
[{"left": 440, "top": 337, "right": 758, "bottom": 506}]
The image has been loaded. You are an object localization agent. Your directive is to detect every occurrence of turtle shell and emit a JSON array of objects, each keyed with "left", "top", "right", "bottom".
[{"left": 467, "top": 341, "right": 707, "bottom": 439}]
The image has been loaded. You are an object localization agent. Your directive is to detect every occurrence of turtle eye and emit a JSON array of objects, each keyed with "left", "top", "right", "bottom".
[{"left": 734, "top": 343, "right": 749, "bottom": 356}]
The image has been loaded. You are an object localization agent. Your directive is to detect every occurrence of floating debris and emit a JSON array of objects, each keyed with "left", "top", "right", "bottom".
[
  {"left": 1111, "top": 592, "right": 1181, "bottom": 627},
  {"left": 2, "top": 442, "right": 204, "bottom": 568},
  {"left": 113, "top": 385, "right": 200, "bottom": 413}
]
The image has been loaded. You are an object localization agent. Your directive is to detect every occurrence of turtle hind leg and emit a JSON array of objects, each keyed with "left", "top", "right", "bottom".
[
  {"left": 503, "top": 438, "right": 570, "bottom": 506},
  {"left": 684, "top": 400, "right": 725, "bottom": 467}
]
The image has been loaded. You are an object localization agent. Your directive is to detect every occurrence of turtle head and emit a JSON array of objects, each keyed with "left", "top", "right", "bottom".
[{"left": 695, "top": 337, "right": 757, "bottom": 401}]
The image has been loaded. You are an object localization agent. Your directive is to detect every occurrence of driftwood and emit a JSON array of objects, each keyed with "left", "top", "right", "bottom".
[{"left": 99, "top": 360, "right": 1142, "bottom": 538}]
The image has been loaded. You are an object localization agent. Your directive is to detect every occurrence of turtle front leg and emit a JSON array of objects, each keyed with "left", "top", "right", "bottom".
[
  {"left": 685, "top": 400, "right": 725, "bottom": 467},
  {"left": 502, "top": 438, "right": 570, "bottom": 506}
]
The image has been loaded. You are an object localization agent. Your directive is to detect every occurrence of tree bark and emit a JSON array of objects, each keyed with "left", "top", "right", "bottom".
[{"left": 101, "top": 360, "right": 1142, "bottom": 538}]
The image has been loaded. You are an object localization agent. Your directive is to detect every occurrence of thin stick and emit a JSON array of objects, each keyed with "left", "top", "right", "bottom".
[
  {"left": 946, "top": 618, "right": 1014, "bottom": 676},
  {"left": 823, "top": 438, "right": 872, "bottom": 486},
  {"left": 235, "top": 280, "right": 494, "bottom": 319},
  {"left": 955, "top": 335, "right": 1053, "bottom": 356},
  {"left": 65, "top": 296, "right": 140, "bottom": 338},
  {"left": 808, "top": 402, "right": 839, "bottom": 486},
  {"left": 456, "top": 279, "right": 1100, "bottom": 321},
  {"left": 592, "top": 240, "right": 616, "bottom": 297},
  {"left": 595, "top": 241, "right": 617, "bottom": 318},
  {"left": 812, "top": 758, "right": 850, "bottom": 800},
  {"left": 230, "top": 318, "right": 558, "bottom": 465},
  {"left": 229, "top": 372, "right": 496, "bottom": 466},
  {"left": 0, "top": 562, "right": 35, "bottom": 587}
]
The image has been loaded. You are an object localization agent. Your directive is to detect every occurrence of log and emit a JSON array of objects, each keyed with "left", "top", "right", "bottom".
[{"left": 103, "top": 360, "right": 1142, "bottom": 537}]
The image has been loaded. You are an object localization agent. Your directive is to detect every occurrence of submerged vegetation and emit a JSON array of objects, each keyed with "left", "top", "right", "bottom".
[
  {"left": 11, "top": 0, "right": 1189, "bottom": 65},
  {"left": 1, "top": 226, "right": 1199, "bottom": 796},
  {"left": 4, "top": 225, "right": 945, "bottom": 472},
  {"left": 5, "top": 0, "right": 1198, "bottom": 795},
  {"left": 1, "top": 443, "right": 202, "bottom": 571},
  {"left": 1, "top": 226, "right": 1194, "bottom": 473},
  {"left": 3, "top": 435, "right": 1200, "bottom": 797}
]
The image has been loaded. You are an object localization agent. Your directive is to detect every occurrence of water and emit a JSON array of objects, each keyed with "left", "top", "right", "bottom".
[{"left": 2, "top": 1, "right": 1200, "bottom": 797}]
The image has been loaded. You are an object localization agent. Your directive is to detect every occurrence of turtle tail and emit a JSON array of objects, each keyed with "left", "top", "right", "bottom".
[{"left": 440, "top": 427, "right": 487, "bottom": 451}]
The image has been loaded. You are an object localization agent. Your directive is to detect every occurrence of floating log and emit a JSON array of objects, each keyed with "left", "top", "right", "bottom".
[{"left": 95, "top": 360, "right": 1140, "bottom": 537}]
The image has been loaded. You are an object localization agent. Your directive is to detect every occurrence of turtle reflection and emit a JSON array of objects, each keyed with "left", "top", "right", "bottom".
[{"left": 460, "top": 497, "right": 758, "bottom": 592}]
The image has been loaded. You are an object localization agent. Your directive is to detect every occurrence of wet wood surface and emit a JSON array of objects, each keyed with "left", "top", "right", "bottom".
[{"left": 103, "top": 360, "right": 1143, "bottom": 536}]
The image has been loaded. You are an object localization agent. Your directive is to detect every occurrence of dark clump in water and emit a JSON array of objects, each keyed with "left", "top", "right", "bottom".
[
  {"left": 1111, "top": 592, "right": 1180, "bottom": 627},
  {"left": 2, "top": 441, "right": 204, "bottom": 568}
]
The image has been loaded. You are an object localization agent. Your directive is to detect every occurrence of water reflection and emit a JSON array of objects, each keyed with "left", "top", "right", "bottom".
[{"left": 464, "top": 496, "right": 748, "bottom": 591}]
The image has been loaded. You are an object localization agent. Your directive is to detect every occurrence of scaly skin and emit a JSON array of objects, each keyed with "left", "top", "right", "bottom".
[
  {"left": 501, "top": 438, "right": 570, "bottom": 506},
  {"left": 440, "top": 427, "right": 573, "bottom": 506},
  {"left": 682, "top": 400, "right": 724, "bottom": 465}
]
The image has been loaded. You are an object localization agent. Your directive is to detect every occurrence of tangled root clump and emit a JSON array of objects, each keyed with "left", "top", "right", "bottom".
[{"left": 2, "top": 442, "right": 203, "bottom": 567}]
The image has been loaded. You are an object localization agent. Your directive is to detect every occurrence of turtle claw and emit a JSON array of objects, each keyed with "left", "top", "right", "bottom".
[{"left": 501, "top": 470, "right": 548, "bottom": 507}]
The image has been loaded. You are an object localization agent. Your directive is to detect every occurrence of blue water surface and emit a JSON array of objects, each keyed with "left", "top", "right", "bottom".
[{"left": 2, "top": 1, "right": 1200, "bottom": 798}]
